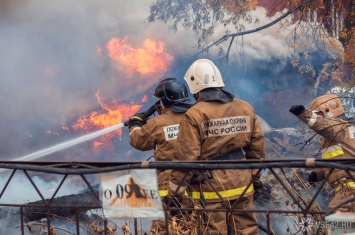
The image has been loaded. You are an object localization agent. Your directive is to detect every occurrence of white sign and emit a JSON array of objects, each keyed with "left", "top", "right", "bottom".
[
  {"left": 98, "top": 169, "right": 165, "bottom": 220},
  {"left": 163, "top": 124, "right": 180, "bottom": 141}
]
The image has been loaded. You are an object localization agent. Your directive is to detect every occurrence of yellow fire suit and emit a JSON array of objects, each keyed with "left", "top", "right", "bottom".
[
  {"left": 169, "top": 94, "right": 265, "bottom": 235},
  {"left": 296, "top": 108, "right": 355, "bottom": 212},
  {"left": 129, "top": 107, "right": 185, "bottom": 234}
]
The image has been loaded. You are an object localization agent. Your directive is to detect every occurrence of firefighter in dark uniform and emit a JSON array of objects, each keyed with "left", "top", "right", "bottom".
[
  {"left": 167, "top": 59, "right": 266, "bottom": 235},
  {"left": 290, "top": 93, "right": 355, "bottom": 212},
  {"left": 127, "top": 77, "right": 192, "bottom": 234}
]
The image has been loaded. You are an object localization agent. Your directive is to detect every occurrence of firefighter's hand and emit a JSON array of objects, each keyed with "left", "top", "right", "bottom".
[
  {"left": 128, "top": 113, "right": 147, "bottom": 128},
  {"left": 253, "top": 182, "right": 272, "bottom": 201},
  {"left": 162, "top": 195, "right": 182, "bottom": 208},
  {"left": 289, "top": 105, "right": 305, "bottom": 116},
  {"left": 253, "top": 181, "right": 263, "bottom": 200},
  {"left": 308, "top": 171, "right": 318, "bottom": 187},
  {"left": 163, "top": 195, "right": 183, "bottom": 217}
]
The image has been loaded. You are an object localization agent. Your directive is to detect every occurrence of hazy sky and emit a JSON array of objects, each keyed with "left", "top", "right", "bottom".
[
  {"left": 0, "top": 0, "right": 193, "bottom": 160},
  {"left": 0, "top": 0, "right": 323, "bottom": 161}
]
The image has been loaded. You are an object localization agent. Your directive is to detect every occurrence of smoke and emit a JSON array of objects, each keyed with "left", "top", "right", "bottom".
[
  {"left": 202, "top": 7, "right": 294, "bottom": 71},
  {"left": 0, "top": 170, "right": 84, "bottom": 203},
  {"left": 0, "top": 0, "right": 157, "bottom": 116},
  {"left": 0, "top": 169, "right": 106, "bottom": 234},
  {"left": 0, "top": 0, "right": 342, "bottom": 160},
  {"left": 0, "top": 2, "right": 339, "bottom": 233},
  {"left": 201, "top": 7, "right": 341, "bottom": 127},
  {"left": 0, "top": 0, "right": 195, "bottom": 160}
]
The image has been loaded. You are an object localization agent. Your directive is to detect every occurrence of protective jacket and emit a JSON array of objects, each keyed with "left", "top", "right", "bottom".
[
  {"left": 169, "top": 91, "right": 265, "bottom": 202},
  {"left": 130, "top": 108, "right": 185, "bottom": 196},
  {"left": 297, "top": 108, "right": 355, "bottom": 188}
]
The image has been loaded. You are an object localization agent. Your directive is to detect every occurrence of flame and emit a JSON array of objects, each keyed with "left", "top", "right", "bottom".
[
  {"left": 141, "top": 95, "right": 148, "bottom": 102},
  {"left": 93, "top": 141, "right": 103, "bottom": 148},
  {"left": 61, "top": 126, "right": 70, "bottom": 132},
  {"left": 107, "top": 36, "right": 173, "bottom": 78},
  {"left": 64, "top": 37, "right": 171, "bottom": 151},
  {"left": 70, "top": 90, "right": 143, "bottom": 149}
]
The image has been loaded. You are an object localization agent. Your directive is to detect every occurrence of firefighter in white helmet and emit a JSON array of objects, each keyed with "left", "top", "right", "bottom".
[
  {"left": 290, "top": 93, "right": 355, "bottom": 212},
  {"left": 167, "top": 59, "right": 265, "bottom": 235},
  {"left": 127, "top": 77, "right": 193, "bottom": 234}
]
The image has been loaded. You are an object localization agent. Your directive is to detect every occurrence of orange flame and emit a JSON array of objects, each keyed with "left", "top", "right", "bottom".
[
  {"left": 141, "top": 95, "right": 148, "bottom": 102},
  {"left": 61, "top": 126, "right": 70, "bottom": 132},
  {"left": 93, "top": 141, "right": 103, "bottom": 148},
  {"left": 70, "top": 90, "right": 142, "bottom": 150},
  {"left": 107, "top": 36, "right": 173, "bottom": 78}
]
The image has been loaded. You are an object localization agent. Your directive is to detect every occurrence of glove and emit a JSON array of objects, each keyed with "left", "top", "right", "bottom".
[
  {"left": 127, "top": 112, "right": 148, "bottom": 128},
  {"left": 254, "top": 181, "right": 263, "bottom": 191},
  {"left": 162, "top": 195, "right": 183, "bottom": 217},
  {"left": 308, "top": 171, "right": 318, "bottom": 187},
  {"left": 162, "top": 195, "right": 182, "bottom": 208},
  {"left": 253, "top": 181, "right": 263, "bottom": 200},
  {"left": 289, "top": 105, "right": 305, "bottom": 116},
  {"left": 254, "top": 182, "right": 272, "bottom": 201}
]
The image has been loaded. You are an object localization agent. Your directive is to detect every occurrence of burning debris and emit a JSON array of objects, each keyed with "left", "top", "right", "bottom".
[{"left": 22, "top": 191, "right": 99, "bottom": 222}]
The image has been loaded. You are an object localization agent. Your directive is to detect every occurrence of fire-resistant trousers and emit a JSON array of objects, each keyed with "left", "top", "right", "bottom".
[{"left": 205, "top": 195, "right": 259, "bottom": 235}]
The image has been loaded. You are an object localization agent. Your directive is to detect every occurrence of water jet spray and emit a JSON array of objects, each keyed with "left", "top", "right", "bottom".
[
  {"left": 15, "top": 123, "right": 126, "bottom": 161},
  {"left": 13, "top": 101, "right": 161, "bottom": 161}
]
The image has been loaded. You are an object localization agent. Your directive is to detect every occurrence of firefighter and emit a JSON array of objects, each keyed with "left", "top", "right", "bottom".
[
  {"left": 167, "top": 59, "right": 266, "bottom": 235},
  {"left": 127, "top": 77, "right": 192, "bottom": 234},
  {"left": 289, "top": 93, "right": 355, "bottom": 212}
]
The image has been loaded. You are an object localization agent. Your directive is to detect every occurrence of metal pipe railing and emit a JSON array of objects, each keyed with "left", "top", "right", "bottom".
[{"left": 0, "top": 159, "right": 353, "bottom": 234}]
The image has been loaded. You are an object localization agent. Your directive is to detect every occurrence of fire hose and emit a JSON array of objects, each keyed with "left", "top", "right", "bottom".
[
  {"left": 191, "top": 171, "right": 210, "bottom": 224},
  {"left": 123, "top": 100, "right": 161, "bottom": 126},
  {"left": 199, "top": 181, "right": 209, "bottom": 224}
]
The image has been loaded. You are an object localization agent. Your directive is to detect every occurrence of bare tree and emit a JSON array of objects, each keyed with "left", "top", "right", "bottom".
[{"left": 148, "top": 0, "right": 355, "bottom": 83}]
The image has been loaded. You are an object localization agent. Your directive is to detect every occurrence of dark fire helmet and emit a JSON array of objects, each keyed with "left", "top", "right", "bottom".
[{"left": 154, "top": 78, "right": 191, "bottom": 112}]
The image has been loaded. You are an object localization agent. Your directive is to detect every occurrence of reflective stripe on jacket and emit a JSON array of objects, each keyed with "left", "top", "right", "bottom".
[
  {"left": 159, "top": 190, "right": 169, "bottom": 197},
  {"left": 322, "top": 144, "right": 344, "bottom": 159},
  {"left": 186, "top": 184, "right": 254, "bottom": 200}
]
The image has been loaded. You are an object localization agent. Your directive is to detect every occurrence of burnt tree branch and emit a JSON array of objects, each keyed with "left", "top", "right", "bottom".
[{"left": 199, "top": 0, "right": 313, "bottom": 57}]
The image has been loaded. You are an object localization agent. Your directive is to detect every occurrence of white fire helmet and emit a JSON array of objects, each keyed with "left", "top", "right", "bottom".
[
  {"left": 184, "top": 59, "right": 225, "bottom": 94},
  {"left": 310, "top": 93, "right": 344, "bottom": 118}
]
